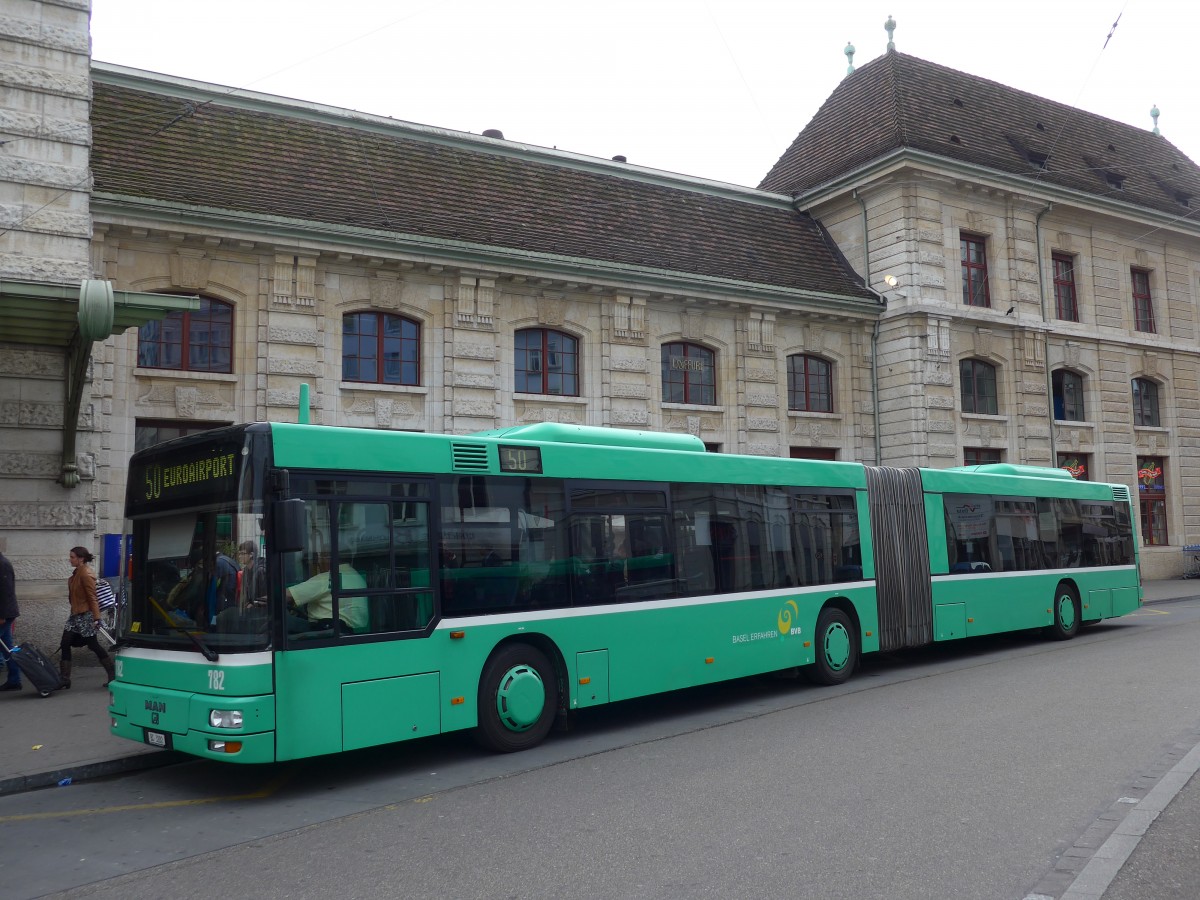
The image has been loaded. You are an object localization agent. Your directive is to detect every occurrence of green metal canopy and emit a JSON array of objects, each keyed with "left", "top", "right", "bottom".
[
  {"left": 0, "top": 279, "right": 200, "bottom": 487},
  {"left": 0, "top": 278, "right": 199, "bottom": 346}
]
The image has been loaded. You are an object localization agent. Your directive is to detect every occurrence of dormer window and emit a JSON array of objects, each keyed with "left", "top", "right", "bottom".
[
  {"left": 1177, "top": 193, "right": 1191, "bottom": 208},
  {"left": 1106, "top": 173, "right": 1125, "bottom": 191},
  {"left": 1028, "top": 151, "right": 1049, "bottom": 170}
]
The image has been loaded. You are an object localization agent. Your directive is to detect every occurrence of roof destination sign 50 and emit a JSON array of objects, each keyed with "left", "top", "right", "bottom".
[{"left": 141, "top": 451, "right": 238, "bottom": 501}]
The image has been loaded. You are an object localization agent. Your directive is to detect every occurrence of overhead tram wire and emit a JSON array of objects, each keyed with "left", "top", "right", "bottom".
[{"left": 1029, "top": 0, "right": 1128, "bottom": 190}]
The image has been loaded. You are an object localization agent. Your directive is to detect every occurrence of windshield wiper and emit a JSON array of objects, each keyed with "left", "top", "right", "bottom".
[{"left": 147, "top": 596, "right": 219, "bottom": 662}]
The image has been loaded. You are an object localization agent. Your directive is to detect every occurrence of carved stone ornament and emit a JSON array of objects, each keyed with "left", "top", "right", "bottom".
[
  {"left": 169, "top": 249, "right": 211, "bottom": 291},
  {"left": 516, "top": 404, "right": 583, "bottom": 425},
  {"left": 0, "top": 348, "right": 60, "bottom": 377},
  {"left": 537, "top": 295, "right": 566, "bottom": 327},
  {"left": 747, "top": 417, "right": 779, "bottom": 433},
  {"left": 1063, "top": 342, "right": 1081, "bottom": 369},
  {"left": 745, "top": 366, "right": 777, "bottom": 383},
  {"left": 746, "top": 312, "right": 776, "bottom": 353},
  {"left": 369, "top": 277, "right": 402, "bottom": 309},
  {"left": 612, "top": 296, "right": 647, "bottom": 342},
  {"left": 973, "top": 328, "right": 994, "bottom": 358},
  {"left": 611, "top": 409, "right": 650, "bottom": 425}
]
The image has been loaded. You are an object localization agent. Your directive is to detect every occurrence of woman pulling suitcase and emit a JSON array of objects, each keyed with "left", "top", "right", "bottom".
[{"left": 59, "top": 547, "right": 116, "bottom": 688}]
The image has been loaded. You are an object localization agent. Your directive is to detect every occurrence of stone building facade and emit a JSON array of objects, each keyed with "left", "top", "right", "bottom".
[
  {"left": 5, "top": 48, "right": 885, "bottom": 646},
  {"left": 4, "top": 3, "right": 1199, "bottom": 655},
  {"left": 760, "top": 49, "right": 1200, "bottom": 580}
]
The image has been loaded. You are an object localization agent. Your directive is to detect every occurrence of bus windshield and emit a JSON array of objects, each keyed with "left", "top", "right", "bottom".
[{"left": 121, "top": 427, "right": 271, "bottom": 654}]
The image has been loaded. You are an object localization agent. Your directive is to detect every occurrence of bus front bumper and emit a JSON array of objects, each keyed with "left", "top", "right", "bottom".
[{"left": 109, "top": 681, "right": 276, "bottom": 764}]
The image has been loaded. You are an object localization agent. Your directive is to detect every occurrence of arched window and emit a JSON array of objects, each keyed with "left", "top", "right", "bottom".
[
  {"left": 1052, "top": 370, "right": 1086, "bottom": 421},
  {"left": 661, "top": 342, "right": 716, "bottom": 405},
  {"left": 787, "top": 354, "right": 833, "bottom": 413},
  {"left": 343, "top": 312, "right": 421, "bottom": 386},
  {"left": 137, "top": 296, "right": 233, "bottom": 373},
  {"left": 1132, "top": 378, "right": 1160, "bottom": 427},
  {"left": 959, "top": 359, "right": 998, "bottom": 415},
  {"left": 515, "top": 329, "right": 579, "bottom": 396}
]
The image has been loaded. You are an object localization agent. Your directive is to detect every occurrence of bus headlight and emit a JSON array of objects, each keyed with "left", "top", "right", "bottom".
[{"left": 209, "top": 709, "right": 244, "bottom": 729}]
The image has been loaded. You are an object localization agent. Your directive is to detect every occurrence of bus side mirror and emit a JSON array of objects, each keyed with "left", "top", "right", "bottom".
[{"left": 272, "top": 498, "right": 307, "bottom": 553}]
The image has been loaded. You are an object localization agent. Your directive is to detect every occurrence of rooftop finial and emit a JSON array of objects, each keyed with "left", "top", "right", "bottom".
[
  {"left": 885, "top": 15, "right": 896, "bottom": 51},
  {"left": 1151, "top": 104, "right": 1160, "bottom": 136},
  {"left": 845, "top": 41, "right": 856, "bottom": 74}
]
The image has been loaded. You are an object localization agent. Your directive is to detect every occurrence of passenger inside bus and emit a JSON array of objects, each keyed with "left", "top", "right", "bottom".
[
  {"left": 285, "top": 554, "right": 368, "bottom": 635},
  {"left": 164, "top": 548, "right": 208, "bottom": 626}
]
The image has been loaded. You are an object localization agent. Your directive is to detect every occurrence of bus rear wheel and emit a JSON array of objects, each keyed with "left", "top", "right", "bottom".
[
  {"left": 474, "top": 643, "right": 558, "bottom": 753},
  {"left": 1047, "top": 583, "right": 1081, "bottom": 640},
  {"left": 804, "top": 606, "right": 858, "bottom": 686}
]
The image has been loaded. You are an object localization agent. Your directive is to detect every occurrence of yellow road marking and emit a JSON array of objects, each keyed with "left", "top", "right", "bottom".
[
  {"left": 1132, "top": 607, "right": 1171, "bottom": 616},
  {"left": 0, "top": 769, "right": 297, "bottom": 823}
]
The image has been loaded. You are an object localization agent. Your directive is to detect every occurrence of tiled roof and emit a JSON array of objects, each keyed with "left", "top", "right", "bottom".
[
  {"left": 760, "top": 51, "right": 1200, "bottom": 219},
  {"left": 89, "top": 78, "right": 877, "bottom": 302}
]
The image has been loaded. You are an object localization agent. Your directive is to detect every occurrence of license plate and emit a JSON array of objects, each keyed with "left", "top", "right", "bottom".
[{"left": 144, "top": 729, "right": 173, "bottom": 749}]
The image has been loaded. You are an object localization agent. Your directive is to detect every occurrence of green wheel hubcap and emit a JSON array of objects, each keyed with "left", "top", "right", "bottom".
[
  {"left": 1058, "top": 595, "right": 1077, "bottom": 630},
  {"left": 495, "top": 664, "right": 545, "bottom": 732},
  {"left": 823, "top": 622, "right": 851, "bottom": 671}
]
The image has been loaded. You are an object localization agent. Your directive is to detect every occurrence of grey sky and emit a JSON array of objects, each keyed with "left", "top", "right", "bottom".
[{"left": 91, "top": 1, "right": 1196, "bottom": 189}]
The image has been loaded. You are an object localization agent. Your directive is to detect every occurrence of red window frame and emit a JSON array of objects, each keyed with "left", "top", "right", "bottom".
[
  {"left": 960, "top": 235, "right": 990, "bottom": 307},
  {"left": 960, "top": 358, "right": 999, "bottom": 415},
  {"left": 342, "top": 312, "right": 421, "bottom": 386},
  {"left": 137, "top": 296, "right": 233, "bottom": 373},
  {"left": 1132, "top": 269, "right": 1155, "bottom": 333},
  {"left": 1137, "top": 456, "right": 1168, "bottom": 545},
  {"left": 1052, "top": 369, "right": 1086, "bottom": 422},
  {"left": 661, "top": 342, "right": 716, "bottom": 405},
  {"left": 514, "top": 328, "right": 579, "bottom": 396},
  {"left": 790, "top": 447, "right": 838, "bottom": 460},
  {"left": 787, "top": 354, "right": 833, "bottom": 413},
  {"left": 1132, "top": 378, "right": 1160, "bottom": 427},
  {"left": 1057, "top": 453, "right": 1089, "bottom": 480},
  {"left": 1052, "top": 254, "right": 1078, "bottom": 321},
  {"left": 964, "top": 448, "right": 1003, "bottom": 466}
]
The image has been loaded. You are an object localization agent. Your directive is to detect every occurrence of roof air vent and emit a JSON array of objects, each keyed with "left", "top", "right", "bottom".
[
  {"left": 451, "top": 442, "right": 490, "bottom": 471},
  {"left": 612, "top": 155, "right": 627, "bottom": 163},
  {"left": 953, "top": 98, "right": 963, "bottom": 108},
  {"left": 949, "top": 134, "right": 962, "bottom": 144},
  {"left": 1036, "top": 122, "right": 1046, "bottom": 131},
  {"left": 482, "top": 129, "right": 504, "bottom": 139},
  {"left": 1107, "top": 143, "right": 1117, "bottom": 152}
]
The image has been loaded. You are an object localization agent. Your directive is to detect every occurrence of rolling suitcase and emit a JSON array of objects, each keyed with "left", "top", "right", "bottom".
[{"left": 0, "top": 636, "right": 62, "bottom": 698}]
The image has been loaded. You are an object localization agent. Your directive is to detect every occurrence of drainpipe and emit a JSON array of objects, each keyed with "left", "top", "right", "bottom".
[
  {"left": 1033, "top": 202, "right": 1055, "bottom": 463},
  {"left": 853, "top": 188, "right": 887, "bottom": 465}
]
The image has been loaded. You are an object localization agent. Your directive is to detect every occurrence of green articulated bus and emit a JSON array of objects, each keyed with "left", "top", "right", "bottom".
[{"left": 108, "top": 422, "right": 1141, "bottom": 762}]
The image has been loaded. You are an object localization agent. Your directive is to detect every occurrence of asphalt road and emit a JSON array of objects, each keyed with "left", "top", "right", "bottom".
[{"left": 5, "top": 599, "right": 1199, "bottom": 900}]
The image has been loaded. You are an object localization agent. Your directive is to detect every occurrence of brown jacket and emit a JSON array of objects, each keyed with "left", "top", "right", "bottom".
[{"left": 68, "top": 565, "right": 100, "bottom": 619}]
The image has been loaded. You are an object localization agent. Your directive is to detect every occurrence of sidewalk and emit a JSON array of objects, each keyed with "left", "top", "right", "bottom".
[
  {"left": 0, "top": 661, "right": 180, "bottom": 796},
  {"left": 1, "top": 581, "right": 1198, "bottom": 899}
]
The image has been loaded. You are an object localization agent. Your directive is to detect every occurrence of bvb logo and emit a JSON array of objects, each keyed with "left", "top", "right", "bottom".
[{"left": 777, "top": 599, "right": 800, "bottom": 636}]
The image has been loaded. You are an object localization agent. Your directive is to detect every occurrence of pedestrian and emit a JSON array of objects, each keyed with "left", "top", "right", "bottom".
[
  {"left": 0, "top": 550, "right": 21, "bottom": 691},
  {"left": 58, "top": 546, "right": 116, "bottom": 688}
]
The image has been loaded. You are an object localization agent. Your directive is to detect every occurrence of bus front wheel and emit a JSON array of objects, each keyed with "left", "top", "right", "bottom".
[
  {"left": 474, "top": 643, "right": 558, "bottom": 753},
  {"left": 1047, "top": 584, "right": 1081, "bottom": 641},
  {"left": 804, "top": 606, "right": 858, "bottom": 686}
]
